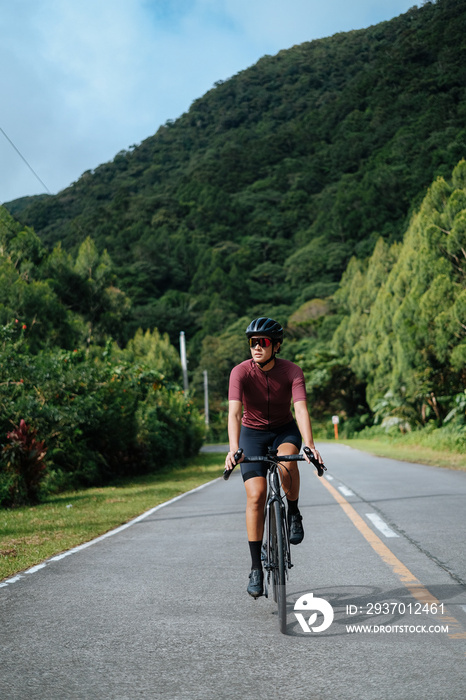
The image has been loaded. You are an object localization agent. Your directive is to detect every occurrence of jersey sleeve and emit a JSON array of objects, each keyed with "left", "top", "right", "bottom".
[
  {"left": 291, "top": 366, "right": 307, "bottom": 403},
  {"left": 228, "top": 364, "right": 244, "bottom": 402}
]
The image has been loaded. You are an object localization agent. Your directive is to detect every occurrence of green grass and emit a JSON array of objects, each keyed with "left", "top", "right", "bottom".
[
  {"left": 335, "top": 438, "right": 466, "bottom": 470},
  {"left": 0, "top": 453, "right": 225, "bottom": 582}
]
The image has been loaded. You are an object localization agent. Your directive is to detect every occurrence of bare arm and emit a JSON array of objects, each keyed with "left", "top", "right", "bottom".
[
  {"left": 294, "top": 400, "right": 323, "bottom": 464},
  {"left": 225, "top": 400, "right": 243, "bottom": 470}
]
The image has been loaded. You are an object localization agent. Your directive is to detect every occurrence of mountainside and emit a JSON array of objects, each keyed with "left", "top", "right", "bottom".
[{"left": 7, "top": 0, "right": 466, "bottom": 348}]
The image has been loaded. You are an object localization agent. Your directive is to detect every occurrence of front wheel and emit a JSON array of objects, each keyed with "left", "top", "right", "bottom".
[{"left": 271, "top": 499, "right": 287, "bottom": 633}]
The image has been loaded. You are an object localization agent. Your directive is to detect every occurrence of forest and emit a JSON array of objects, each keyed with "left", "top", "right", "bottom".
[
  {"left": 2, "top": 0, "right": 465, "bottom": 504},
  {"left": 0, "top": 206, "right": 205, "bottom": 506}
]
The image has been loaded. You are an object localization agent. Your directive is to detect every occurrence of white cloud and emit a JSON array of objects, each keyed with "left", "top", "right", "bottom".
[{"left": 0, "top": 0, "right": 417, "bottom": 203}]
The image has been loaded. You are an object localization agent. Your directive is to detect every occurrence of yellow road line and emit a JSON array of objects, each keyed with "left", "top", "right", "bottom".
[{"left": 318, "top": 475, "right": 466, "bottom": 640}]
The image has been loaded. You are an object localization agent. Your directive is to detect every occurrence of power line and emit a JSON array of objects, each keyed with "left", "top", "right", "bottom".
[{"left": 0, "top": 126, "right": 52, "bottom": 196}]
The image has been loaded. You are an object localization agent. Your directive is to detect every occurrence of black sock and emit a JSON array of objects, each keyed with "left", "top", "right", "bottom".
[
  {"left": 248, "top": 540, "right": 262, "bottom": 570},
  {"left": 287, "top": 498, "right": 299, "bottom": 515}
]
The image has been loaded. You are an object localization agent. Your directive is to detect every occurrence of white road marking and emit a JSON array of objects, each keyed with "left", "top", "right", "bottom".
[
  {"left": 325, "top": 475, "right": 334, "bottom": 481},
  {"left": 0, "top": 478, "right": 220, "bottom": 588},
  {"left": 366, "top": 513, "right": 399, "bottom": 538},
  {"left": 0, "top": 575, "right": 22, "bottom": 587},
  {"left": 338, "top": 486, "right": 354, "bottom": 497},
  {"left": 25, "top": 563, "right": 47, "bottom": 574}
]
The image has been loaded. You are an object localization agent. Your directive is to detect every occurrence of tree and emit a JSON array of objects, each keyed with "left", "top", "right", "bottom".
[
  {"left": 123, "top": 327, "right": 182, "bottom": 382},
  {"left": 73, "top": 237, "right": 131, "bottom": 345},
  {"left": 332, "top": 161, "right": 466, "bottom": 425}
]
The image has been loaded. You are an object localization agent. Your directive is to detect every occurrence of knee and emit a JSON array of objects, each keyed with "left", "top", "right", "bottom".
[{"left": 246, "top": 487, "right": 266, "bottom": 510}]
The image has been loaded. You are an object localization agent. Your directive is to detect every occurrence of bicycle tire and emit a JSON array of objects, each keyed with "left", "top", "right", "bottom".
[
  {"left": 268, "top": 502, "right": 277, "bottom": 602},
  {"left": 272, "top": 499, "right": 287, "bottom": 633}
]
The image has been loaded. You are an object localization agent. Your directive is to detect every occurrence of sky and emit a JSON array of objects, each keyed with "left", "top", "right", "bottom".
[{"left": 1, "top": 0, "right": 419, "bottom": 204}]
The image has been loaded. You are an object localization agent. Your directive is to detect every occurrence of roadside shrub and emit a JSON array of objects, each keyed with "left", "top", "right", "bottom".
[
  {"left": 0, "top": 339, "right": 205, "bottom": 501},
  {"left": 136, "top": 386, "right": 205, "bottom": 467},
  {"left": 0, "top": 420, "right": 47, "bottom": 506}
]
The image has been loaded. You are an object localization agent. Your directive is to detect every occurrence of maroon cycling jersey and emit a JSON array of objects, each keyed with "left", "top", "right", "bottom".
[{"left": 228, "top": 358, "right": 307, "bottom": 430}]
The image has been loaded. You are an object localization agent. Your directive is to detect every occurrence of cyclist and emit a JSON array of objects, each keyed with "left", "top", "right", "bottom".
[{"left": 224, "top": 316, "right": 323, "bottom": 598}]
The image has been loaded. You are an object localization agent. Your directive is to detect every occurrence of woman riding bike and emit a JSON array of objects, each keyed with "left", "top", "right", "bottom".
[{"left": 224, "top": 317, "right": 323, "bottom": 598}]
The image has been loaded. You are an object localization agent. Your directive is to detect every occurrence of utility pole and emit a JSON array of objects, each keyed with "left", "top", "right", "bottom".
[
  {"left": 179, "top": 331, "right": 189, "bottom": 394},
  {"left": 203, "top": 370, "right": 209, "bottom": 426}
]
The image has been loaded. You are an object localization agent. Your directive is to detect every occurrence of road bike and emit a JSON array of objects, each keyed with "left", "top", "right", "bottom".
[{"left": 223, "top": 446, "right": 326, "bottom": 633}]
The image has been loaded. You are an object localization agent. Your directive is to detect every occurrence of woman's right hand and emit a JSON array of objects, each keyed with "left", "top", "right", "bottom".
[{"left": 225, "top": 449, "right": 243, "bottom": 472}]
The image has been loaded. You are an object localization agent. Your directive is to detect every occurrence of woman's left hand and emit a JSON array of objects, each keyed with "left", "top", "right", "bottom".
[{"left": 304, "top": 445, "right": 323, "bottom": 464}]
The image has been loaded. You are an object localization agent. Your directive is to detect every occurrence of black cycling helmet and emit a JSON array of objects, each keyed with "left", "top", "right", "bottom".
[{"left": 246, "top": 317, "right": 283, "bottom": 344}]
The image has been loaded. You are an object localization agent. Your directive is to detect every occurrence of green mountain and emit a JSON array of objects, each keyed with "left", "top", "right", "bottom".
[
  {"left": 194, "top": 153, "right": 466, "bottom": 436},
  {"left": 4, "top": 0, "right": 466, "bottom": 438},
  {"left": 8, "top": 0, "right": 465, "bottom": 346}
]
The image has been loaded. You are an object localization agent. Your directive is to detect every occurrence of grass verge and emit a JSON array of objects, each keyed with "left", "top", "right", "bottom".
[
  {"left": 335, "top": 438, "right": 466, "bottom": 470},
  {"left": 0, "top": 452, "right": 225, "bottom": 582}
]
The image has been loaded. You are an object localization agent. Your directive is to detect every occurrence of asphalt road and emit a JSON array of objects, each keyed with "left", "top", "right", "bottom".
[{"left": 1, "top": 443, "right": 465, "bottom": 699}]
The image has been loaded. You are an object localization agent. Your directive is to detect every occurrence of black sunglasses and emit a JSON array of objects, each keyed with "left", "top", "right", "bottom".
[{"left": 249, "top": 337, "right": 272, "bottom": 348}]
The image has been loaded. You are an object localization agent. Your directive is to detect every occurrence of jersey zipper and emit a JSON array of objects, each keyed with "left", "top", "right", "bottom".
[{"left": 266, "top": 373, "right": 270, "bottom": 427}]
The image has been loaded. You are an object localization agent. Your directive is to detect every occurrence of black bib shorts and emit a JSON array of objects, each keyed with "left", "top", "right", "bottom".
[{"left": 239, "top": 419, "right": 302, "bottom": 482}]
